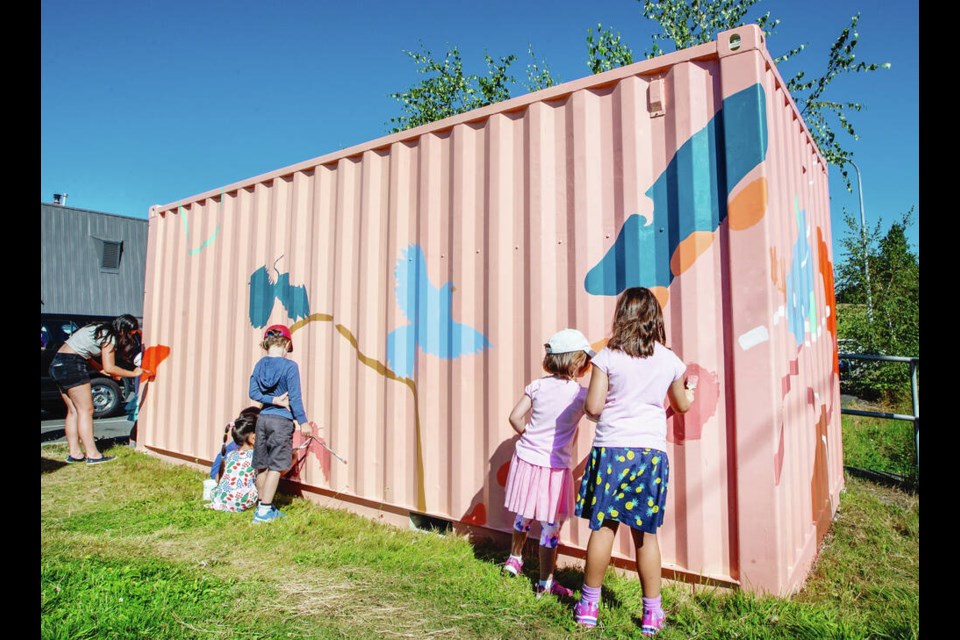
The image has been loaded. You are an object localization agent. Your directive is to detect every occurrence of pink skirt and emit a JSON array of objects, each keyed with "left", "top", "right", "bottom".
[{"left": 503, "top": 451, "right": 573, "bottom": 523}]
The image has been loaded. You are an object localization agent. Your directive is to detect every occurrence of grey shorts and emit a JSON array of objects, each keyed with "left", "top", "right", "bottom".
[{"left": 253, "top": 414, "right": 295, "bottom": 472}]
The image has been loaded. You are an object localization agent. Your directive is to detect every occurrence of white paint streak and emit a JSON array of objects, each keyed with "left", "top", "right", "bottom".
[
  {"left": 773, "top": 305, "right": 786, "bottom": 325},
  {"left": 738, "top": 325, "right": 770, "bottom": 351}
]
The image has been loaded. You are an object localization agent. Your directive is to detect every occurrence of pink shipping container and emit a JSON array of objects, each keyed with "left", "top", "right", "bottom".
[{"left": 139, "top": 25, "right": 842, "bottom": 595}]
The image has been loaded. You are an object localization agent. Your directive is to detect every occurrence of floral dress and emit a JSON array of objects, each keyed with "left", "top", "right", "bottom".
[{"left": 206, "top": 449, "right": 258, "bottom": 512}]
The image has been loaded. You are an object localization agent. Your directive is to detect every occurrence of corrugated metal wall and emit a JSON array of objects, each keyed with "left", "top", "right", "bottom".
[
  {"left": 40, "top": 203, "right": 148, "bottom": 317},
  {"left": 140, "top": 25, "right": 841, "bottom": 594}
]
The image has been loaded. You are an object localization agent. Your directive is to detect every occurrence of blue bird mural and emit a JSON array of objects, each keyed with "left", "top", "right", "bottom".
[
  {"left": 248, "top": 264, "right": 311, "bottom": 328},
  {"left": 386, "top": 244, "right": 491, "bottom": 378}
]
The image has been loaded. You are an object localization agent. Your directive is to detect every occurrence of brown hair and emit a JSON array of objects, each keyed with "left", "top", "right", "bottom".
[
  {"left": 607, "top": 287, "right": 666, "bottom": 358},
  {"left": 542, "top": 351, "right": 591, "bottom": 379},
  {"left": 261, "top": 335, "right": 291, "bottom": 352}
]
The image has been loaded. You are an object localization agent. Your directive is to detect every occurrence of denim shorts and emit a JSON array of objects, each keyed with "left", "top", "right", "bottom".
[{"left": 48, "top": 353, "right": 91, "bottom": 392}]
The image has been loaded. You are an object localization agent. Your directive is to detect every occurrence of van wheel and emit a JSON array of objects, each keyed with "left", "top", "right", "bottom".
[{"left": 91, "top": 379, "right": 122, "bottom": 418}]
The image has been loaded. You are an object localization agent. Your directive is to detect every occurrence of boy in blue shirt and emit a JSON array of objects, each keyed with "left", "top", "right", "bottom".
[{"left": 248, "top": 324, "right": 317, "bottom": 523}]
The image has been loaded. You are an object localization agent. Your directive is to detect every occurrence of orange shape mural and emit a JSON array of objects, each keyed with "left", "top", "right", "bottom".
[
  {"left": 727, "top": 178, "right": 768, "bottom": 230},
  {"left": 140, "top": 345, "right": 171, "bottom": 383},
  {"left": 670, "top": 231, "right": 716, "bottom": 277}
]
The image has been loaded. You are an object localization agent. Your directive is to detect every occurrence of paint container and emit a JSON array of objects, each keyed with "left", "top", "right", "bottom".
[{"left": 202, "top": 478, "right": 217, "bottom": 501}]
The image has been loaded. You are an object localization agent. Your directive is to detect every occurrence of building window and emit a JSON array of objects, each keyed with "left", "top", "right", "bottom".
[{"left": 93, "top": 238, "right": 123, "bottom": 272}]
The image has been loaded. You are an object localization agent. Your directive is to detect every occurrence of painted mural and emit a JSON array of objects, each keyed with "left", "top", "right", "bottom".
[
  {"left": 249, "top": 263, "right": 311, "bottom": 329},
  {"left": 584, "top": 84, "right": 769, "bottom": 297},
  {"left": 178, "top": 202, "right": 220, "bottom": 256},
  {"left": 387, "top": 244, "right": 491, "bottom": 379}
]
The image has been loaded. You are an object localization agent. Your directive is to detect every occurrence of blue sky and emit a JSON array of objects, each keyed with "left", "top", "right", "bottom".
[{"left": 41, "top": 0, "right": 918, "bottom": 257}]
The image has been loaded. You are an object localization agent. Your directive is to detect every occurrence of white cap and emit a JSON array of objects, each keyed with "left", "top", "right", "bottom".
[{"left": 545, "top": 329, "right": 595, "bottom": 357}]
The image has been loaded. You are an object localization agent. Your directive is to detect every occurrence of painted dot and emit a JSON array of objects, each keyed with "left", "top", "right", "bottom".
[
  {"left": 618, "top": 456, "right": 626, "bottom": 462},
  {"left": 655, "top": 478, "right": 662, "bottom": 484},
  {"left": 609, "top": 509, "right": 619, "bottom": 518},
  {"left": 605, "top": 483, "right": 610, "bottom": 492},
  {"left": 653, "top": 505, "right": 660, "bottom": 513},
  {"left": 596, "top": 475, "right": 602, "bottom": 485},
  {"left": 648, "top": 498, "right": 655, "bottom": 506},
  {"left": 592, "top": 496, "right": 597, "bottom": 505},
  {"left": 625, "top": 501, "right": 634, "bottom": 510},
  {"left": 617, "top": 492, "right": 625, "bottom": 500},
  {"left": 607, "top": 464, "right": 613, "bottom": 475},
  {"left": 597, "top": 512, "right": 605, "bottom": 522},
  {"left": 627, "top": 450, "right": 635, "bottom": 460}
]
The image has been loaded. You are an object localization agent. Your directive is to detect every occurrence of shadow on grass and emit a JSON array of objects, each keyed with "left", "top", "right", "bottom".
[
  {"left": 96, "top": 436, "right": 131, "bottom": 449},
  {"left": 845, "top": 466, "right": 919, "bottom": 494},
  {"left": 465, "top": 532, "right": 621, "bottom": 609},
  {"left": 41, "top": 455, "right": 68, "bottom": 475},
  {"left": 41, "top": 428, "right": 67, "bottom": 443}
]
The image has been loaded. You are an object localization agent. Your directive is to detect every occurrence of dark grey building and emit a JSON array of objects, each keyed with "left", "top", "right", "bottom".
[{"left": 40, "top": 202, "right": 148, "bottom": 318}]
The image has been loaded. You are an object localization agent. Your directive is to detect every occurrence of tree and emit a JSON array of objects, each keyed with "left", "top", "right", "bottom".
[
  {"left": 586, "top": 23, "right": 634, "bottom": 75},
  {"left": 387, "top": 44, "right": 519, "bottom": 133},
  {"left": 636, "top": 0, "right": 890, "bottom": 190},
  {"left": 835, "top": 207, "right": 919, "bottom": 407},
  {"left": 524, "top": 45, "right": 559, "bottom": 92}
]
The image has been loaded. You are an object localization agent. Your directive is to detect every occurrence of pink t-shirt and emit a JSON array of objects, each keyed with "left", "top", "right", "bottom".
[
  {"left": 514, "top": 376, "right": 588, "bottom": 469},
  {"left": 590, "top": 343, "right": 686, "bottom": 451}
]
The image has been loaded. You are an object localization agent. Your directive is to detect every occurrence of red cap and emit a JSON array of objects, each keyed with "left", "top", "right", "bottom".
[{"left": 263, "top": 324, "right": 293, "bottom": 352}]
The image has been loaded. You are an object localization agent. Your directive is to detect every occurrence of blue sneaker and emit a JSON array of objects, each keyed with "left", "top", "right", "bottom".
[
  {"left": 252, "top": 506, "right": 286, "bottom": 524},
  {"left": 85, "top": 455, "right": 116, "bottom": 465}
]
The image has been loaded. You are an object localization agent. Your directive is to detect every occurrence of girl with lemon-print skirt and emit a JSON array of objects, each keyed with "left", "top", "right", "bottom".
[
  {"left": 573, "top": 288, "right": 695, "bottom": 637},
  {"left": 576, "top": 446, "right": 668, "bottom": 534}
]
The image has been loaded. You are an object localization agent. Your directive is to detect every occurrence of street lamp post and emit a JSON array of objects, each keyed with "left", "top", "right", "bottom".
[{"left": 848, "top": 160, "right": 873, "bottom": 322}]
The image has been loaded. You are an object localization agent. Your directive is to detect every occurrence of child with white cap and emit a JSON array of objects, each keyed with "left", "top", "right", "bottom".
[{"left": 502, "top": 328, "right": 594, "bottom": 598}]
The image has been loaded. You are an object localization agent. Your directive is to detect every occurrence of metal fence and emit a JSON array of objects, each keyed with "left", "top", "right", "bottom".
[{"left": 838, "top": 353, "right": 919, "bottom": 484}]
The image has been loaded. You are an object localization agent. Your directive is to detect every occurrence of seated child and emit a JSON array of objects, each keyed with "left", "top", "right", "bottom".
[
  {"left": 208, "top": 406, "right": 263, "bottom": 482},
  {"left": 205, "top": 411, "right": 260, "bottom": 512}
]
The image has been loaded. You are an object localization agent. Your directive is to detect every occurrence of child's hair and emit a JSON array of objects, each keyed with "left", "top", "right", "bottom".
[
  {"left": 542, "top": 351, "right": 591, "bottom": 379},
  {"left": 607, "top": 287, "right": 666, "bottom": 358},
  {"left": 231, "top": 413, "right": 259, "bottom": 446},
  {"left": 92, "top": 314, "right": 141, "bottom": 360},
  {"left": 261, "top": 334, "right": 291, "bottom": 352},
  {"left": 216, "top": 407, "right": 261, "bottom": 481}
]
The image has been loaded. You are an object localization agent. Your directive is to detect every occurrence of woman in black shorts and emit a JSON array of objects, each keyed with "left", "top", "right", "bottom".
[{"left": 48, "top": 315, "right": 151, "bottom": 464}]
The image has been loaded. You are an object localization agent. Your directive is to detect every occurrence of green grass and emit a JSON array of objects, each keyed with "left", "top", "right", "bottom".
[
  {"left": 41, "top": 445, "right": 918, "bottom": 639},
  {"left": 841, "top": 413, "right": 917, "bottom": 479}
]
